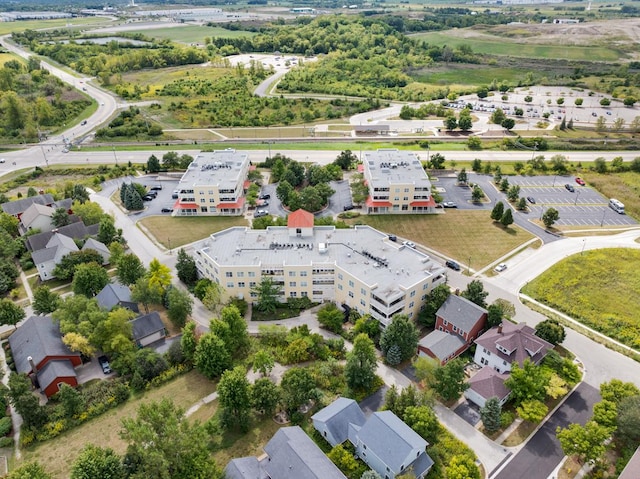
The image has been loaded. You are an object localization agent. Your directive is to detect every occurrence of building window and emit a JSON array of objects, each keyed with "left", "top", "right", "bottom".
[
  {"left": 361, "top": 288, "right": 366, "bottom": 295},
  {"left": 348, "top": 280, "right": 354, "bottom": 287},
  {"left": 301, "top": 281, "right": 307, "bottom": 287},
  {"left": 409, "top": 301, "right": 414, "bottom": 308},
  {"left": 238, "top": 282, "right": 245, "bottom": 287},
  {"left": 338, "top": 284, "right": 343, "bottom": 290},
  {"left": 226, "top": 282, "right": 234, "bottom": 288},
  {"left": 249, "top": 282, "right": 256, "bottom": 288},
  {"left": 200, "top": 206, "right": 208, "bottom": 212},
  {"left": 290, "top": 292, "right": 297, "bottom": 297},
  {"left": 300, "top": 271, "right": 307, "bottom": 276},
  {"left": 338, "top": 273, "right": 343, "bottom": 280},
  {"left": 361, "top": 299, "right": 366, "bottom": 306},
  {"left": 302, "top": 291, "right": 308, "bottom": 297},
  {"left": 225, "top": 272, "right": 233, "bottom": 278},
  {"left": 443, "top": 320, "right": 448, "bottom": 326},
  {"left": 248, "top": 272, "right": 255, "bottom": 277},
  {"left": 289, "top": 271, "right": 296, "bottom": 277},
  {"left": 289, "top": 282, "right": 296, "bottom": 287},
  {"left": 410, "top": 290, "right": 416, "bottom": 297},
  {"left": 453, "top": 325, "right": 457, "bottom": 332},
  {"left": 237, "top": 272, "right": 244, "bottom": 277},
  {"left": 349, "top": 291, "right": 354, "bottom": 298}
]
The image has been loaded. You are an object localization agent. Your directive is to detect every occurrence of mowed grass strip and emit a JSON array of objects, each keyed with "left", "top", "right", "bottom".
[
  {"left": 20, "top": 371, "right": 216, "bottom": 479},
  {"left": 345, "top": 211, "right": 534, "bottom": 269},
  {"left": 139, "top": 215, "right": 249, "bottom": 248},
  {"left": 522, "top": 248, "right": 640, "bottom": 350}
]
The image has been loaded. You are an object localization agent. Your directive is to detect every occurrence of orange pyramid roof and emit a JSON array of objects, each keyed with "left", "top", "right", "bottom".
[{"left": 287, "top": 209, "right": 314, "bottom": 228}]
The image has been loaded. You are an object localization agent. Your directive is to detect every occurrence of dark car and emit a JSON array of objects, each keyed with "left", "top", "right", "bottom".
[
  {"left": 143, "top": 195, "right": 154, "bottom": 201},
  {"left": 161, "top": 207, "right": 173, "bottom": 213},
  {"left": 80, "top": 120, "right": 87, "bottom": 126},
  {"left": 565, "top": 184, "right": 575, "bottom": 192},
  {"left": 388, "top": 234, "right": 397, "bottom": 242},
  {"left": 445, "top": 260, "right": 461, "bottom": 271},
  {"left": 343, "top": 204, "right": 355, "bottom": 211},
  {"left": 259, "top": 193, "right": 271, "bottom": 200},
  {"left": 98, "top": 355, "right": 112, "bottom": 375},
  {"left": 150, "top": 185, "right": 163, "bottom": 191},
  {"left": 527, "top": 196, "right": 536, "bottom": 204}
]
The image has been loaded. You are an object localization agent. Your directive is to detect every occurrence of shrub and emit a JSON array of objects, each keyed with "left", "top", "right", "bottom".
[
  {"left": 0, "top": 416, "right": 11, "bottom": 436},
  {"left": 0, "top": 436, "right": 13, "bottom": 447}
]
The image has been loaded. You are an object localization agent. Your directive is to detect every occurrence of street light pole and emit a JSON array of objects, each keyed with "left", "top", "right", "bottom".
[
  {"left": 574, "top": 190, "right": 581, "bottom": 206},
  {"left": 600, "top": 208, "right": 607, "bottom": 227},
  {"left": 581, "top": 239, "right": 586, "bottom": 255},
  {"left": 468, "top": 256, "right": 471, "bottom": 276},
  {"left": 113, "top": 146, "right": 118, "bottom": 166},
  {"left": 40, "top": 145, "right": 48, "bottom": 167}
]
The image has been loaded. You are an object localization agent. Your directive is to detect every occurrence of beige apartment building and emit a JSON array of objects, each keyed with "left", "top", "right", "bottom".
[
  {"left": 362, "top": 149, "right": 436, "bottom": 214},
  {"left": 173, "top": 149, "right": 251, "bottom": 216},
  {"left": 193, "top": 210, "right": 446, "bottom": 327}
]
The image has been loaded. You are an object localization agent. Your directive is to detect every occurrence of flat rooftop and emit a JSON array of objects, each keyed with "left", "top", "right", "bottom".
[
  {"left": 363, "top": 149, "right": 431, "bottom": 189},
  {"left": 177, "top": 150, "right": 249, "bottom": 190},
  {"left": 198, "top": 225, "right": 443, "bottom": 300}
]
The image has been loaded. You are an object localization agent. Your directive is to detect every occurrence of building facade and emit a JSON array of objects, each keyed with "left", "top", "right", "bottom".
[
  {"left": 362, "top": 149, "right": 436, "bottom": 214},
  {"left": 193, "top": 211, "right": 447, "bottom": 327},
  {"left": 172, "top": 149, "right": 250, "bottom": 217}
]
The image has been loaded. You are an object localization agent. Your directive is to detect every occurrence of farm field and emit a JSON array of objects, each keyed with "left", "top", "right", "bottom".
[
  {"left": 522, "top": 248, "right": 640, "bottom": 350},
  {"left": 125, "top": 25, "right": 257, "bottom": 43},
  {"left": 0, "top": 17, "right": 109, "bottom": 36}
]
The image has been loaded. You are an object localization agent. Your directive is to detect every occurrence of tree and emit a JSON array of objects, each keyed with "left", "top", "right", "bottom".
[
  {"left": 524, "top": 95, "right": 533, "bottom": 103},
  {"left": 345, "top": 333, "right": 378, "bottom": 391},
  {"left": 32, "top": 286, "right": 60, "bottom": 315},
  {"left": 600, "top": 379, "right": 639, "bottom": 404},
  {"left": 71, "top": 444, "right": 123, "bottom": 479},
  {"left": 624, "top": 96, "right": 637, "bottom": 107},
  {"left": 194, "top": 332, "right": 231, "bottom": 379},
  {"left": 124, "top": 185, "right": 143, "bottom": 211},
  {"left": 486, "top": 304, "right": 503, "bottom": 328},
  {"left": 500, "top": 208, "right": 513, "bottom": 227},
  {"left": 542, "top": 207, "right": 560, "bottom": 228},
  {"left": 120, "top": 398, "right": 221, "bottom": 479},
  {"left": 162, "top": 151, "right": 179, "bottom": 170},
  {"left": 490, "top": 108, "right": 506, "bottom": 125},
  {"left": 480, "top": 397, "right": 502, "bottom": 433},
  {"left": 131, "top": 276, "right": 163, "bottom": 314},
  {"left": 361, "top": 471, "right": 383, "bottom": 479},
  {"left": 201, "top": 282, "right": 223, "bottom": 313},
  {"left": 445, "top": 456, "right": 480, "bottom": 479},
  {"left": 545, "top": 374, "right": 568, "bottom": 399},
  {"left": 517, "top": 399, "right": 548, "bottom": 423},
  {"left": 252, "top": 278, "right": 282, "bottom": 314},
  {"left": 413, "top": 356, "right": 440, "bottom": 387},
  {"left": 334, "top": 150, "right": 357, "bottom": 170},
  {"left": 251, "top": 377, "right": 280, "bottom": 416},
  {"left": 616, "top": 395, "right": 640, "bottom": 447},
  {"left": 72, "top": 262, "right": 109, "bottom": 297},
  {"left": 55, "top": 383, "right": 85, "bottom": 418},
  {"left": 176, "top": 248, "right": 198, "bottom": 286},
  {"left": 328, "top": 444, "right": 362, "bottom": 478},
  {"left": 467, "top": 136, "right": 482, "bottom": 150},
  {"left": 499, "top": 177, "right": 509, "bottom": 192},
  {"left": 507, "top": 185, "right": 521, "bottom": 202},
  {"left": 92, "top": 307, "right": 135, "bottom": 356},
  {"left": 429, "top": 153, "right": 446, "bottom": 169},
  {"left": 0, "top": 298, "right": 25, "bottom": 329},
  {"left": 8, "top": 373, "right": 48, "bottom": 428},
  {"left": 218, "top": 366, "right": 252, "bottom": 431},
  {"left": 403, "top": 405, "right": 440, "bottom": 444},
  {"left": 444, "top": 114, "right": 457, "bottom": 131},
  {"left": 53, "top": 249, "right": 105, "bottom": 280},
  {"left": 218, "top": 304, "right": 249, "bottom": 356},
  {"left": 505, "top": 359, "right": 550, "bottom": 406},
  {"left": 492, "top": 298, "right": 515, "bottom": 320},
  {"left": 490, "top": 201, "right": 504, "bottom": 221},
  {"left": 433, "top": 358, "right": 468, "bottom": 401},
  {"left": 253, "top": 349, "right": 275, "bottom": 377},
  {"left": 147, "top": 258, "right": 172, "bottom": 292},
  {"left": 535, "top": 319, "right": 566, "bottom": 345},
  {"left": 380, "top": 315, "right": 419, "bottom": 365},
  {"left": 461, "top": 280, "right": 488, "bottom": 308},
  {"left": 595, "top": 116, "right": 607, "bottom": 132},
  {"left": 166, "top": 287, "right": 193, "bottom": 328},
  {"left": 600, "top": 98, "right": 611, "bottom": 106},
  {"left": 557, "top": 421, "right": 610, "bottom": 465},
  {"left": 6, "top": 462, "right": 51, "bottom": 479},
  {"left": 116, "top": 253, "right": 146, "bottom": 286},
  {"left": 280, "top": 367, "right": 318, "bottom": 415},
  {"left": 146, "top": 154, "right": 160, "bottom": 173},
  {"left": 574, "top": 98, "right": 583, "bottom": 106},
  {"left": 97, "top": 215, "right": 119, "bottom": 245},
  {"left": 419, "top": 283, "right": 450, "bottom": 328},
  {"left": 458, "top": 109, "right": 473, "bottom": 131},
  {"left": 62, "top": 332, "right": 96, "bottom": 357},
  {"left": 180, "top": 321, "right": 198, "bottom": 363},
  {"left": 501, "top": 118, "right": 515, "bottom": 131},
  {"left": 517, "top": 197, "right": 527, "bottom": 211},
  {"left": 51, "top": 207, "right": 71, "bottom": 227},
  {"left": 471, "top": 158, "right": 482, "bottom": 172},
  {"left": 457, "top": 168, "right": 468, "bottom": 185},
  {"left": 317, "top": 303, "right": 344, "bottom": 333}
]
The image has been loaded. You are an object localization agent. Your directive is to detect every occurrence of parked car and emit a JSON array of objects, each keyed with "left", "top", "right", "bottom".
[
  {"left": 388, "top": 234, "right": 397, "bottom": 242},
  {"left": 80, "top": 120, "right": 87, "bottom": 126},
  {"left": 565, "top": 184, "right": 575, "bottom": 192},
  {"left": 343, "top": 204, "right": 355, "bottom": 211},
  {"left": 259, "top": 193, "right": 271, "bottom": 200},
  {"left": 575, "top": 177, "right": 585, "bottom": 186},
  {"left": 527, "top": 196, "right": 536, "bottom": 204},
  {"left": 442, "top": 201, "right": 457, "bottom": 208},
  {"left": 254, "top": 209, "right": 268, "bottom": 218},
  {"left": 0, "top": 159, "right": 4, "bottom": 164},
  {"left": 146, "top": 191, "right": 157, "bottom": 198},
  {"left": 143, "top": 195, "right": 154, "bottom": 201},
  {"left": 161, "top": 207, "right": 173, "bottom": 213},
  {"left": 98, "top": 355, "right": 112, "bottom": 375},
  {"left": 403, "top": 241, "right": 416, "bottom": 248},
  {"left": 445, "top": 260, "right": 461, "bottom": 271},
  {"left": 62, "top": 148, "right": 69, "bottom": 153},
  {"left": 150, "top": 185, "right": 163, "bottom": 191},
  {"left": 494, "top": 263, "right": 507, "bottom": 273}
]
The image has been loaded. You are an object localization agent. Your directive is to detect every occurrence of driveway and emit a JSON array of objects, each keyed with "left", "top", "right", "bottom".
[{"left": 492, "top": 383, "right": 600, "bottom": 479}]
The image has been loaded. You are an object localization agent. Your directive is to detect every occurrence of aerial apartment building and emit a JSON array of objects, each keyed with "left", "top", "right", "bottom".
[
  {"left": 193, "top": 210, "right": 446, "bottom": 327},
  {"left": 172, "top": 149, "right": 250, "bottom": 217},
  {"left": 362, "top": 149, "right": 436, "bottom": 214}
]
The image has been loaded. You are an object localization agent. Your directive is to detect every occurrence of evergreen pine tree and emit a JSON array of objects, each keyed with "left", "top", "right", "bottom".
[
  {"left": 120, "top": 183, "right": 129, "bottom": 203},
  {"left": 490, "top": 201, "right": 505, "bottom": 221},
  {"left": 480, "top": 397, "right": 502, "bottom": 433},
  {"left": 560, "top": 116, "right": 567, "bottom": 130},
  {"left": 500, "top": 208, "right": 514, "bottom": 227},
  {"left": 386, "top": 344, "right": 402, "bottom": 366}
]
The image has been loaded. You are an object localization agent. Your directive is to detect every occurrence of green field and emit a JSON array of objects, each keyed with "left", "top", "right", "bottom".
[
  {"left": 0, "top": 17, "right": 109, "bottom": 36},
  {"left": 411, "top": 32, "right": 622, "bottom": 62},
  {"left": 125, "top": 25, "right": 256, "bottom": 44},
  {"left": 522, "top": 248, "right": 640, "bottom": 350},
  {"left": 412, "top": 65, "right": 534, "bottom": 86},
  {"left": 139, "top": 215, "right": 249, "bottom": 248}
]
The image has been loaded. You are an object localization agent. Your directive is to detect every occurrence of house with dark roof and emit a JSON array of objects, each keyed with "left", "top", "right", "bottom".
[
  {"left": 311, "top": 397, "right": 366, "bottom": 447},
  {"left": 1, "top": 194, "right": 55, "bottom": 220},
  {"left": 224, "top": 426, "right": 346, "bottom": 479},
  {"left": 32, "top": 232, "right": 79, "bottom": 281},
  {"left": 473, "top": 322, "right": 553, "bottom": 374},
  {"left": 19, "top": 203, "right": 56, "bottom": 235},
  {"left": 25, "top": 221, "right": 98, "bottom": 252},
  {"left": 81, "top": 238, "right": 111, "bottom": 265},
  {"left": 313, "top": 398, "right": 434, "bottom": 479},
  {"left": 464, "top": 366, "right": 511, "bottom": 408},
  {"left": 619, "top": 446, "right": 640, "bottom": 479},
  {"left": 8, "top": 316, "right": 82, "bottom": 398},
  {"left": 130, "top": 312, "right": 166, "bottom": 347},
  {"left": 96, "top": 283, "right": 139, "bottom": 313},
  {"left": 418, "top": 295, "right": 487, "bottom": 365}
]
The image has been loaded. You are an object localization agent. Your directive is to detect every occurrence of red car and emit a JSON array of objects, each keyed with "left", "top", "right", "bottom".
[{"left": 575, "top": 177, "right": 586, "bottom": 186}]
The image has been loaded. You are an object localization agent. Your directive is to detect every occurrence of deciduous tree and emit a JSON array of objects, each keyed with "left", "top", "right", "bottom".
[
  {"left": 218, "top": 366, "right": 252, "bottom": 432},
  {"left": 116, "top": 253, "right": 146, "bottom": 286},
  {"left": 0, "top": 298, "right": 25, "bottom": 329},
  {"left": 433, "top": 358, "right": 468, "bottom": 401},
  {"left": 505, "top": 359, "right": 550, "bottom": 406},
  {"left": 252, "top": 278, "right": 282, "bottom": 314},
  {"left": 616, "top": 395, "right": 640, "bottom": 447},
  {"left": 517, "top": 399, "right": 548, "bottom": 423},
  {"left": 317, "top": 302, "right": 344, "bottom": 333},
  {"left": 176, "top": 248, "right": 198, "bottom": 286},
  {"left": 557, "top": 421, "right": 609, "bottom": 465},
  {"left": 252, "top": 349, "right": 275, "bottom": 377},
  {"left": 194, "top": 332, "right": 231, "bottom": 379},
  {"left": 251, "top": 377, "right": 280, "bottom": 416},
  {"left": 166, "top": 287, "right": 193, "bottom": 328},
  {"left": 600, "top": 379, "right": 639, "bottom": 404},
  {"left": 72, "top": 262, "right": 109, "bottom": 297},
  {"left": 461, "top": 280, "right": 488, "bottom": 308},
  {"left": 345, "top": 333, "right": 377, "bottom": 391},
  {"left": 71, "top": 444, "right": 124, "bottom": 479},
  {"left": 535, "top": 319, "right": 566, "bottom": 345},
  {"left": 542, "top": 207, "right": 560, "bottom": 228},
  {"left": 490, "top": 202, "right": 504, "bottom": 221},
  {"left": 32, "top": 286, "right": 60, "bottom": 315},
  {"left": 280, "top": 367, "right": 318, "bottom": 415},
  {"left": 380, "top": 314, "right": 419, "bottom": 365},
  {"left": 6, "top": 462, "right": 51, "bottom": 479}
]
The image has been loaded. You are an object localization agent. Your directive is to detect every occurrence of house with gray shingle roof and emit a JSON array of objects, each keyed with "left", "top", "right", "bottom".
[
  {"left": 418, "top": 294, "right": 487, "bottom": 365},
  {"left": 473, "top": 321, "right": 553, "bottom": 374},
  {"left": 19, "top": 203, "right": 56, "bottom": 235},
  {"left": 130, "top": 312, "right": 165, "bottom": 347},
  {"left": 1, "top": 194, "right": 55, "bottom": 219},
  {"left": 311, "top": 397, "right": 366, "bottom": 447},
  {"left": 8, "top": 316, "right": 82, "bottom": 398},
  {"left": 25, "top": 221, "right": 98, "bottom": 252},
  {"left": 32, "top": 232, "right": 79, "bottom": 281},
  {"left": 96, "top": 283, "right": 139, "bottom": 313},
  {"left": 619, "top": 446, "right": 640, "bottom": 479},
  {"left": 224, "top": 426, "right": 346, "bottom": 479},
  {"left": 464, "top": 366, "right": 510, "bottom": 408},
  {"left": 82, "top": 238, "right": 111, "bottom": 265}
]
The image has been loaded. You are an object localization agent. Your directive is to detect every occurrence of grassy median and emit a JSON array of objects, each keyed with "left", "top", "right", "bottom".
[{"left": 140, "top": 216, "right": 249, "bottom": 248}]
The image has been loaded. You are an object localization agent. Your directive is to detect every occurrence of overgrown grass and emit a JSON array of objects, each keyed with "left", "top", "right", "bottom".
[
  {"left": 139, "top": 215, "right": 249, "bottom": 248},
  {"left": 125, "top": 25, "right": 257, "bottom": 44},
  {"left": 19, "top": 371, "right": 215, "bottom": 479},
  {"left": 580, "top": 171, "right": 640, "bottom": 220},
  {"left": 412, "top": 65, "right": 533, "bottom": 86},
  {"left": 522, "top": 248, "right": 640, "bottom": 350},
  {"left": 345, "top": 211, "right": 535, "bottom": 270}
]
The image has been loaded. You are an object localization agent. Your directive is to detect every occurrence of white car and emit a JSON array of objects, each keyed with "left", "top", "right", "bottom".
[
  {"left": 494, "top": 263, "right": 507, "bottom": 273},
  {"left": 0, "top": 159, "right": 4, "bottom": 163},
  {"left": 403, "top": 241, "right": 416, "bottom": 248}
]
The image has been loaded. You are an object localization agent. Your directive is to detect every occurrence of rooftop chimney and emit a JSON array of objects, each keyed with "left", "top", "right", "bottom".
[
  {"left": 497, "top": 323, "right": 503, "bottom": 334},
  {"left": 27, "top": 355, "right": 37, "bottom": 374}
]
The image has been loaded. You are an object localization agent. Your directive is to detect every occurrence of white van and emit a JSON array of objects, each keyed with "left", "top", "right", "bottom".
[{"left": 609, "top": 198, "right": 625, "bottom": 214}]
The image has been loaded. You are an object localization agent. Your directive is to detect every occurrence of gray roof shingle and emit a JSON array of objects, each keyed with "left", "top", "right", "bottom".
[
  {"left": 8, "top": 316, "right": 79, "bottom": 374},
  {"left": 96, "top": 283, "right": 134, "bottom": 310},
  {"left": 436, "top": 295, "right": 487, "bottom": 333},
  {"left": 26, "top": 221, "right": 97, "bottom": 252},
  {"left": 311, "top": 397, "right": 366, "bottom": 445},
  {"left": 475, "top": 322, "right": 553, "bottom": 368},
  {"left": 130, "top": 312, "right": 165, "bottom": 341},
  {"left": 1, "top": 194, "right": 55, "bottom": 216},
  {"left": 20, "top": 203, "right": 55, "bottom": 229},
  {"left": 419, "top": 330, "right": 467, "bottom": 362},
  {"left": 619, "top": 446, "right": 640, "bottom": 479},
  {"left": 224, "top": 457, "right": 264, "bottom": 479},
  {"left": 36, "top": 359, "right": 76, "bottom": 392}
]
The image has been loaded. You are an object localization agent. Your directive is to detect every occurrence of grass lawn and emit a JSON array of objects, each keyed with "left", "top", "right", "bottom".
[
  {"left": 213, "top": 416, "right": 283, "bottom": 468},
  {"left": 411, "top": 65, "right": 533, "bottom": 86},
  {"left": 502, "top": 420, "right": 538, "bottom": 447},
  {"left": 522, "top": 248, "right": 640, "bottom": 350},
  {"left": 345, "top": 211, "right": 535, "bottom": 270},
  {"left": 19, "top": 371, "right": 216, "bottom": 479},
  {"left": 139, "top": 215, "right": 249, "bottom": 248},
  {"left": 126, "top": 25, "right": 256, "bottom": 44}
]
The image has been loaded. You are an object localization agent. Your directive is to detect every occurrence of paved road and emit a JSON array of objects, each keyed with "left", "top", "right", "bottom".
[{"left": 492, "top": 383, "right": 600, "bottom": 479}]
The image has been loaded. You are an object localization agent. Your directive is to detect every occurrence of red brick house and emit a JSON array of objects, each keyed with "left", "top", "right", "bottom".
[{"left": 418, "top": 295, "right": 488, "bottom": 364}]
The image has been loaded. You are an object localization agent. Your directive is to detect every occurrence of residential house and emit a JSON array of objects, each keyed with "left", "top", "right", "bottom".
[
  {"left": 418, "top": 295, "right": 487, "bottom": 365},
  {"left": 96, "top": 283, "right": 139, "bottom": 313},
  {"left": 1, "top": 194, "right": 55, "bottom": 220},
  {"left": 313, "top": 398, "right": 434, "bottom": 479},
  {"left": 193, "top": 215, "right": 447, "bottom": 328},
  {"left": 32, "top": 232, "right": 79, "bottom": 281},
  {"left": 8, "top": 316, "right": 82, "bottom": 398},
  {"left": 311, "top": 396, "right": 366, "bottom": 447},
  {"left": 619, "top": 446, "right": 640, "bottom": 479},
  {"left": 464, "top": 366, "right": 511, "bottom": 408},
  {"left": 25, "top": 221, "right": 98, "bottom": 252},
  {"left": 81, "top": 238, "right": 111, "bottom": 265},
  {"left": 18, "top": 203, "right": 56, "bottom": 235},
  {"left": 362, "top": 149, "right": 436, "bottom": 214},
  {"left": 473, "top": 322, "right": 553, "bottom": 374},
  {"left": 224, "top": 426, "right": 347, "bottom": 479},
  {"left": 130, "top": 312, "right": 166, "bottom": 347}
]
